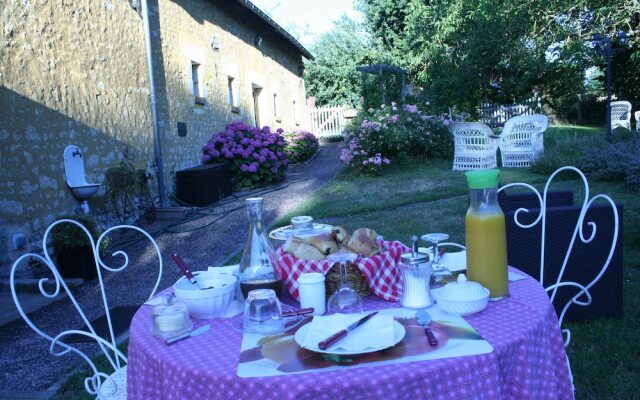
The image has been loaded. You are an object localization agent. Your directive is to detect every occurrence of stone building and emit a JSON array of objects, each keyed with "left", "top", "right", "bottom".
[{"left": 0, "top": 0, "right": 313, "bottom": 265}]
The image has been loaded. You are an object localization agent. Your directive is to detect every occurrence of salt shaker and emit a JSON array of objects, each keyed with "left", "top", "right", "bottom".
[
  {"left": 297, "top": 272, "right": 326, "bottom": 315},
  {"left": 399, "top": 236, "right": 433, "bottom": 309}
]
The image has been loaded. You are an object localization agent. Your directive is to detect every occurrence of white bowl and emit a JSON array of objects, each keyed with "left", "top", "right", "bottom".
[
  {"left": 434, "top": 274, "right": 490, "bottom": 316},
  {"left": 435, "top": 294, "right": 489, "bottom": 316},
  {"left": 173, "top": 272, "right": 237, "bottom": 319}
]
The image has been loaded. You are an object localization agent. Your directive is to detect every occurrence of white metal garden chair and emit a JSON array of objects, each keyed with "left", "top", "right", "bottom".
[
  {"left": 450, "top": 122, "right": 499, "bottom": 170},
  {"left": 634, "top": 110, "right": 639, "bottom": 132},
  {"left": 498, "top": 166, "right": 619, "bottom": 347},
  {"left": 499, "top": 114, "right": 548, "bottom": 168},
  {"left": 610, "top": 101, "right": 632, "bottom": 130},
  {"left": 10, "top": 220, "right": 163, "bottom": 400}
]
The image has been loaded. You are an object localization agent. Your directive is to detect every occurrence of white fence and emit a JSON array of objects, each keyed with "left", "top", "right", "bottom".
[
  {"left": 308, "top": 105, "right": 347, "bottom": 137},
  {"left": 478, "top": 97, "right": 542, "bottom": 127}
]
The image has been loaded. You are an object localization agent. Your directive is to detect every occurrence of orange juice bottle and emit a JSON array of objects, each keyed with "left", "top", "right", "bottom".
[{"left": 464, "top": 169, "right": 508, "bottom": 300}]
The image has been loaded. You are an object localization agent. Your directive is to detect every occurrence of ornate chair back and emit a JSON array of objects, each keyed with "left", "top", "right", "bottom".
[
  {"left": 450, "top": 122, "right": 498, "bottom": 170},
  {"left": 10, "top": 219, "right": 163, "bottom": 399},
  {"left": 610, "top": 101, "right": 632, "bottom": 130},
  {"left": 498, "top": 167, "right": 620, "bottom": 346},
  {"left": 499, "top": 114, "right": 548, "bottom": 168}
]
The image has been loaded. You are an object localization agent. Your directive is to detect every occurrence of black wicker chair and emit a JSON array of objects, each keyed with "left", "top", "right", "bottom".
[{"left": 498, "top": 171, "right": 623, "bottom": 338}]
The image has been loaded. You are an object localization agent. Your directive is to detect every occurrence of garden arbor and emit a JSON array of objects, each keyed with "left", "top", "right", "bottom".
[{"left": 357, "top": 64, "right": 408, "bottom": 108}]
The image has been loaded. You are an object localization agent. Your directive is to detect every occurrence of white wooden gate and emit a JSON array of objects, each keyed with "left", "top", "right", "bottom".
[{"left": 308, "top": 105, "right": 346, "bottom": 137}]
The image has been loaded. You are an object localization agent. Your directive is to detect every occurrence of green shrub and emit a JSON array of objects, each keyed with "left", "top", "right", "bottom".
[{"left": 283, "top": 130, "right": 319, "bottom": 164}]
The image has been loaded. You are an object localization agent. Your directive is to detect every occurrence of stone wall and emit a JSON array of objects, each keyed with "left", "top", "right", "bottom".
[{"left": 0, "top": 0, "right": 309, "bottom": 267}]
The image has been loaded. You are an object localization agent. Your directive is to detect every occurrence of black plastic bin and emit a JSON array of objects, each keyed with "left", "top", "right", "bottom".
[{"left": 176, "top": 163, "right": 233, "bottom": 207}]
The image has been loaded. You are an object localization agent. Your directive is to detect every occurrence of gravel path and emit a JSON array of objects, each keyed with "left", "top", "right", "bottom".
[{"left": 0, "top": 142, "right": 343, "bottom": 394}]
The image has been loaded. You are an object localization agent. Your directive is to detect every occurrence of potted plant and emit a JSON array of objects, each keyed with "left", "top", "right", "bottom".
[{"left": 49, "top": 215, "right": 107, "bottom": 281}]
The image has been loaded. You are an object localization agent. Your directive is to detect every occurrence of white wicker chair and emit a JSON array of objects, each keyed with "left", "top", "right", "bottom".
[
  {"left": 499, "top": 114, "right": 548, "bottom": 168},
  {"left": 610, "top": 101, "right": 632, "bottom": 130},
  {"left": 10, "top": 220, "right": 163, "bottom": 400},
  {"left": 450, "top": 122, "right": 499, "bottom": 171}
]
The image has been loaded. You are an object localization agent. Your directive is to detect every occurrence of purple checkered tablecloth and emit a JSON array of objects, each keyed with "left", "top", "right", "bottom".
[{"left": 127, "top": 267, "right": 573, "bottom": 400}]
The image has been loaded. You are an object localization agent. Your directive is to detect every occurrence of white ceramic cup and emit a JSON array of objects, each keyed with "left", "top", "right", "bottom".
[{"left": 298, "top": 272, "right": 326, "bottom": 315}]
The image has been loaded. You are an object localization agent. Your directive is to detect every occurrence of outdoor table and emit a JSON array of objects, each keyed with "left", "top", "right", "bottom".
[{"left": 127, "top": 267, "right": 573, "bottom": 400}]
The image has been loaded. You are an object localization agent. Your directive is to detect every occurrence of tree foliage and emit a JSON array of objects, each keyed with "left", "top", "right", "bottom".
[
  {"left": 355, "top": 0, "right": 640, "bottom": 119},
  {"left": 304, "top": 16, "right": 383, "bottom": 107}
]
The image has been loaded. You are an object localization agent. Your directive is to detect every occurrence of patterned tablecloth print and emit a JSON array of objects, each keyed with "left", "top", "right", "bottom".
[{"left": 127, "top": 267, "right": 573, "bottom": 400}]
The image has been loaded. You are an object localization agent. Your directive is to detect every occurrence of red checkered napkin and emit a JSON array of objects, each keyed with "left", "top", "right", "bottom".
[{"left": 276, "top": 240, "right": 410, "bottom": 302}]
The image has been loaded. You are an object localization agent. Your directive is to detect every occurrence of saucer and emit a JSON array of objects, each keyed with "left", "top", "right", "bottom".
[{"left": 269, "top": 223, "right": 333, "bottom": 240}]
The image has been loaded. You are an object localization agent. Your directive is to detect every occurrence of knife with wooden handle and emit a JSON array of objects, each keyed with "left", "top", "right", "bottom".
[{"left": 318, "top": 311, "right": 378, "bottom": 350}]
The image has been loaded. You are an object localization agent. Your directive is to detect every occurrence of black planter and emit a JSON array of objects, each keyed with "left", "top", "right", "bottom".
[{"left": 55, "top": 246, "right": 97, "bottom": 281}]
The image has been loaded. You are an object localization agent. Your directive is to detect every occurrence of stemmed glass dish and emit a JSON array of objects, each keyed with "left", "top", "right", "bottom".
[
  {"left": 326, "top": 251, "right": 363, "bottom": 314},
  {"left": 421, "top": 233, "right": 453, "bottom": 288}
]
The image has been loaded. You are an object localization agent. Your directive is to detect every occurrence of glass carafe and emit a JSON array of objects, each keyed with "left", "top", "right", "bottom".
[
  {"left": 239, "top": 198, "right": 283, "bottom": 299},
  {"left": 464, "top": 169, "right": 508, "bottom": 300}
]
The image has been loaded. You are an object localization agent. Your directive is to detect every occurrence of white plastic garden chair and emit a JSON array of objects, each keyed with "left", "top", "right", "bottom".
[
  {"left": 610, "top": 101, "right": 632, "bottom": 130},
  {"left": 10, "top": 220, "right": 163, "bottom": 400},
  {"left": 499, "top": 114, "right": 548, "bottom": 168},
  {"left": 450, "top": 122, "right": 499, "bottom": 170}
]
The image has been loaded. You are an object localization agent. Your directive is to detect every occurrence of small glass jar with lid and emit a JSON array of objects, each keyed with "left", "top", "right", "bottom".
[{"left": 150, "top": 293, "right": 192, "bottom": 339}]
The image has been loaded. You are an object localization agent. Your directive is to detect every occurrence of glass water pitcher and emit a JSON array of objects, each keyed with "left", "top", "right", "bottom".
[{"left": 239, "top": 198, "right": 283, "bottom": 299}]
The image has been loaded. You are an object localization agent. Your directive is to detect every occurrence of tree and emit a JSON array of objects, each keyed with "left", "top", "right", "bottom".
[
  {"left": 304, "top": 16, "right": 384, "bottom": 107},
  {"left": 356, "top": 0, "right": 640, "bottom": 119}
]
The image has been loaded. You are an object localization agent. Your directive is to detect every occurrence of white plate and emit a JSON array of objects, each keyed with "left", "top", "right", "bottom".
[
  {"left": 294, "top": 320, "right": 406, "bottom": 355},
  {"left": 269, "top": 223, "right": 333, "bottom": 240}
]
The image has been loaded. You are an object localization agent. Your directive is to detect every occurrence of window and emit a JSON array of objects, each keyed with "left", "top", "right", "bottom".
[
  {"left": 228, "top": 76, "right": 239, "bottom": 112},
  {"left": 191, "top": 62, "right": 205, "bottom": 104}
]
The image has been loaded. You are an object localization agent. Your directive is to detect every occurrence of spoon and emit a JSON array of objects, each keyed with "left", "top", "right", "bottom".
[{"left": 415, "top": 309, "right": 438, "bottom": 346}]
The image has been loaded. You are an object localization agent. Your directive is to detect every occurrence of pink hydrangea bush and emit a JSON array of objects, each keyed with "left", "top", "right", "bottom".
[
  {"left": 341, "top": 102, "right": 453, "bottom": 174},
  {"left": 283, "top": 130, "right": 319, "bottom": 164},
  {"left": 202, "top": 121, "right": 288, "bottom": 189}
]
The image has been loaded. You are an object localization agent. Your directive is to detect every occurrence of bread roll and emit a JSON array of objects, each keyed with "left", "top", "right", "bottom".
[
  {"left": 332, "top": 226, "right": 350, "bottom": 245},
  {"left": 307, "top": 233, "right": 339, "bottom": 255},
  {"left": 283, "top": 237, "right": 326, "bottom": 260},
  {"left": 347, "top": 228, "right": 378, "bottom": 257}
]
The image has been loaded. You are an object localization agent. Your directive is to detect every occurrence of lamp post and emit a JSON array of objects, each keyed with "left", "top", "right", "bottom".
[{"left": 593, "top": 32, "right": 628, "bottom": 142}]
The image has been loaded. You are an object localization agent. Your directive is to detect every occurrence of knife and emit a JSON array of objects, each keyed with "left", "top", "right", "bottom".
[
  {"left": 171, "top": 253, "right": 213, "bottom": 290},
  {"left": 318, "top": 311, "right": 378, "bottom": 350},
  {"left": 166, "top": 324, "right": 210, "bottom": 345}
]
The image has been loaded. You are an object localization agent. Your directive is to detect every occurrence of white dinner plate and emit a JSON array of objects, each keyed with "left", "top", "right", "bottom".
[
  {"left": 269, "top": 223, "right": 333, "bottom": 240},
  {"left": 294, "top": 320, "right": 406, "bottom": 355},
  {"left": 418, "top": 247, "right": 467, "bottom": 272}
]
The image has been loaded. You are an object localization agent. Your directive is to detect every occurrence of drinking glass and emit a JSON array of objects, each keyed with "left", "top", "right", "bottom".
[
  {"left": 421, "top": 233, "right": 453, "bottom": 288},
  {"left": 326, "top": 252, "right": 363, "bottom": 314},
  {"left": 243, "top": 289, "right": 283, "bottom": 334}
]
